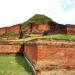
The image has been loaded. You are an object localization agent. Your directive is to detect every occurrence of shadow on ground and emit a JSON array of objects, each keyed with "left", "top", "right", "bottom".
[{"left": 15, "top": 54, "right": 35, "bottom": 75}]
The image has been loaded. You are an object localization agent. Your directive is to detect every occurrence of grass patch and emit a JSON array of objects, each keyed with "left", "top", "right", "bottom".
[
  {"left": 3, "top": 34, "right": 75, "bottom": 43},
  {"left": 0, "top": 55, "right": 34, "bottom": 75},
  {"left": 10, "top": 34, "right": 75, "bottom": 42},
  {"left": 22, "top": 14, "right": 53, "bottom": 29},
  {"left": 45, "top": 34, "right": 75, "bottom": 41},
  {"left": 44, "top": 34, "right": 70, "bottom": 40}
]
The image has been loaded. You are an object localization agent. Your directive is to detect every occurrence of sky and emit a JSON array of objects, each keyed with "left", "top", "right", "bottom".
[{"left": 0, "top": 0, "right": 75, "bottom": 27}]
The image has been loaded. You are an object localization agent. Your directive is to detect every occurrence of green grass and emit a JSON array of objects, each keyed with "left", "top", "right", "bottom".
[
  {"left": 10, "top": 34, "right": 75, "bottom": 42},
  {"left": 2, "top": 34, "right": 75, "bottom": 43},
  {"left": 0, "top": 55, "right": 34, "bottom": 75},
  {"left": 45, "top": 34, "right": 75, "bottom": 40},
  {"left": 44, "top": 34, "right": 71, "bottom": 40},
  {"left": 22, "top": 14, "right": 53, "bottom": 29}
]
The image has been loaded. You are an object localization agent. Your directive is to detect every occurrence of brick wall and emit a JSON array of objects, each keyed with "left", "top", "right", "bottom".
[
  {"left": 0, "top": 27, "right": 6, "bottom": 35},
  {"left": 66, "top": 24, "right": 75, "bottom": 35},
  {"left": 48, "top": 22, "right": 67, "bottom": 34},
  {"left": 48, "top": 23, "right": 75, "bottom": 35},
  {"left": 24, "top": 39, "right": 75, "bottom": 71},
  {"left": 24, "top": 43, "right": 37, "bottom": 65},
  {"left": 0, "top": 43, "right": 21, "bottom": 54},
  {"left": 0, "top": 24, "right": 21, "bottom": 39},
  {"left": 22, "top": 22, "right": 66, "bottom": 36},
  {"left": 23, "top": 23, "right": 50, "bottom": 37},
  {"left": 0, "top": 24, "right": 20, "bottom": 36},
  {"left": 23, "top": 22, "right": 75, "bottom": 36},
  {"left": 32, "top": 23, "right": 50, "bottom": 34},
  {"left": 0, "top": 22, "right": 75, "bottom": 38},
  {"left": 8, "top": 24, "right": 20, "bottom": 33},
  {"left": 36, "top": 45, "right": 75, "bottom": 71}
]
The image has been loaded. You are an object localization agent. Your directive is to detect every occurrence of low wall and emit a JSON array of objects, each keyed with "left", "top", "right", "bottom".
[
  {"left": 0, "top": 24, "right": 20, "bottom": 36},
  {"left": 0, "top": 27, "right": 6, "bottom": 35},
  {"left": 66, "top": 25, "right": 75, "bottom": 35},
  {"left": 0, "top": 43, "right": 22, "bottom": 54},
  {"left": 8, "top": 24, "right": 20, "bottom": 33},
  {"left": 24, "top": 39, "right": 75, "bottom": 72},
  {"left": 24, "top": 43, "right": 37, "bottom": 65}
]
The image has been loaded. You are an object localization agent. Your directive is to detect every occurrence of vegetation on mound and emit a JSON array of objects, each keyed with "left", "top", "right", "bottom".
[
  {"left": 9, "top": 34, "right": 75, "bottom": 42},
  {"left": 22, "top": 14, "right": 53, "bottom": 29}
]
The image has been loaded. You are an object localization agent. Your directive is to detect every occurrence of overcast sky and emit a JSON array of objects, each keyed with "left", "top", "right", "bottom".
[{"left": 0, "top": 0, "right": 75, "bottom": 27}]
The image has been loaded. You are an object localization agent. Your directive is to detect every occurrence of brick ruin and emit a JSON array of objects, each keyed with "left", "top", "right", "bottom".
[
  {"left": 22, "top": 22, "right": 75, "bottom": 37},
  {"left": 0, "top": 24, "right": 21, "bottom": 39},
  {"left": 0, "top": 27, "right": 6, "bottom": 35},
  {"left": 0, "top": 43, "right": 21, "bottom": 54},
  {"left": 0, "top": 24, "right": 20, "bottom": 35},
  {"left": 0, "top": 39, "right": 75, "bottom": 75},
  {"left": 0, "top": 22, "right": 75, "bottom": 38},
  {"left": 24, "top": 39, "right": 75, "bottom": 75},
  {"left": 0, "top": 21, "right": 75, "bottom": 75}
]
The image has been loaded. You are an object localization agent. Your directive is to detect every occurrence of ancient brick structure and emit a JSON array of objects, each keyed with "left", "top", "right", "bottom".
[
  {"left": 0, "top": 22, "right": 75, "bottom": 38},
  {"left": 0, "top": 38, "right": 75, "bottom": 74},
  {"left": 31, "top": 23, "right": 50, "bottom": 34},
  {"left": 24, "top": 39, "right": 75, "bottom": 74},
  {"left": 22, "top": 22, "right": 75, "bottom": 36},
  {"left": 0, "top": 16, "right": 75, "bottom": 75},
  {"left": 0, "top": 24, "right": 21, "bottom": 39},
  {"left": 23, "top": 23, "right": 50, "bottom": 37},
  {"left": 48, "top": 22, "right": 67, "bottom": 34},
  {"left": 24, "top": 43, "right": 37, "bottom": 64},
  {"left": 0, "top": 24, "right": 20, "bottom": 35},
  {"left": 48, "top": 23, "right": 75, "bottom": 35},
  {"left": 0, "top": 27, "right": 6, "bottom": 35},
  {"left": 0, "top": 43, "right": 21, "bottom": 54},
  {"left": 66, "top": 24, "right": 75, "bottom": 35},
  {"left": 8, "top": 24, "right": 20, "bottom": 33}
]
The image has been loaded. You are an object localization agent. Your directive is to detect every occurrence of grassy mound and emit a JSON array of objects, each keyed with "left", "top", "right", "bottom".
[{"left": 22, "top": 14, "right": 53, "bottom": 29}]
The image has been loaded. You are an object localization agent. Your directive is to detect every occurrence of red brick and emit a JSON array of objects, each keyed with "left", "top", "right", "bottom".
[
  {"left": 0, "top": 27, "right": 6, "bottom": 35},
  {"left": 0, "top": 44, "right": 21, "bottom": 54}
]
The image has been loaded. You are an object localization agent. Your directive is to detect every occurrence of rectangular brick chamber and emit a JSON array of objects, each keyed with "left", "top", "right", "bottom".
[
  {"left": 0, "top": 42, "right": 22, "bottom": 54},
  {"left": 24, "top": 39, "right": 75, "bottom": 71}
]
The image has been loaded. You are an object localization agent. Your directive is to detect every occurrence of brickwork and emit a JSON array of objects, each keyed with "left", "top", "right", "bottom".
[
  {"left": 24, "top": 44, "right": 37, "bottom": 64},
  {"left": 66, "top": 24, "right": 75, "bottom": 35},
  {"left": 23, "top": 39, "right": 75, "bottom": 72},
  {"left": 22, "top": 22, "right": 75, "bottom": 36},
  {"left": 0, "top": 43, "right": 21, "bottom": 54},
  {"left": 8, "top": 24, "right": 20, "bottom": 33},
  {"left": 0, "top": 24, "right": 20, "bottom": 36},
  {"left": 0, "top": 27, "right": 6, "bottom": 35}
]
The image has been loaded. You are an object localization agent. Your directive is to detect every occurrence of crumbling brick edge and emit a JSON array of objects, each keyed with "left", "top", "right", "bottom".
[{"left": 24, "top": 55, "right": 36, "bottom": 75}]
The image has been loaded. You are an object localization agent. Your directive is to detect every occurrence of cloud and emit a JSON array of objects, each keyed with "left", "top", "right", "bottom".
[
  {"left": 0, "top": 0, "right": 75, "bottom": 27},
  {"left": 49, "top": 0, "right": 75, "bottom": 24},
  {"left": 60, "top": 0, "right": 75, "bottom": 24}
]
